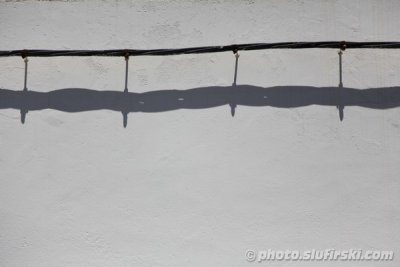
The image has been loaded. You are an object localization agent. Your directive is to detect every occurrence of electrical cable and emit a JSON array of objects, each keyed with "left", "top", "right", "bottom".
[{"left": 1, "top": 41, "right": 400, "bottom": 57}]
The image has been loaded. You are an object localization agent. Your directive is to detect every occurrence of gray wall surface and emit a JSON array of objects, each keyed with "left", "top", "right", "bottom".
[{"left": 0, "top": 0, "right": 399, "bottom": 266}]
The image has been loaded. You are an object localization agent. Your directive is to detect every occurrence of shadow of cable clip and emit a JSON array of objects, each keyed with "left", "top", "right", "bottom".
[{"left": 20, "top": 90, "right": 28, "bottom": 124}]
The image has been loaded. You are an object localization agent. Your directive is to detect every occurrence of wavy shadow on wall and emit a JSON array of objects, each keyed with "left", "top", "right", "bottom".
[{"left": 1, "top": 85, "right": 400, "bottom": 127}]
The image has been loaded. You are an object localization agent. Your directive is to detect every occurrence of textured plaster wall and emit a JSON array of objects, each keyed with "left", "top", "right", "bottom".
[{"left": 0, "top": 1, "right": 400, "bottom": 266}]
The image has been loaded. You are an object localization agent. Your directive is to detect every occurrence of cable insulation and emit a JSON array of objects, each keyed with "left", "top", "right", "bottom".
[{"left": 1, "top": 41, "right": 400, "bottom": 57}]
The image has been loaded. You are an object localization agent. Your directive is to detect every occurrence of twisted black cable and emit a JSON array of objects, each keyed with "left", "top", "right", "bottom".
[{"left": 1, "top": 41, "right": 400, "bottom": 57}]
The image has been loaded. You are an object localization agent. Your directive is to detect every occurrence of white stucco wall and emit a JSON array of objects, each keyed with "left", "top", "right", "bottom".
[{"left": 1, "top": 1, "right": 400, "bottom": 266}]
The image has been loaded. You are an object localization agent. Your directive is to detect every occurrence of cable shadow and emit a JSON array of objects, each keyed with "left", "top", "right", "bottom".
[{"left": 1, "top": 85, "right": 400, "bottom": 127}]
